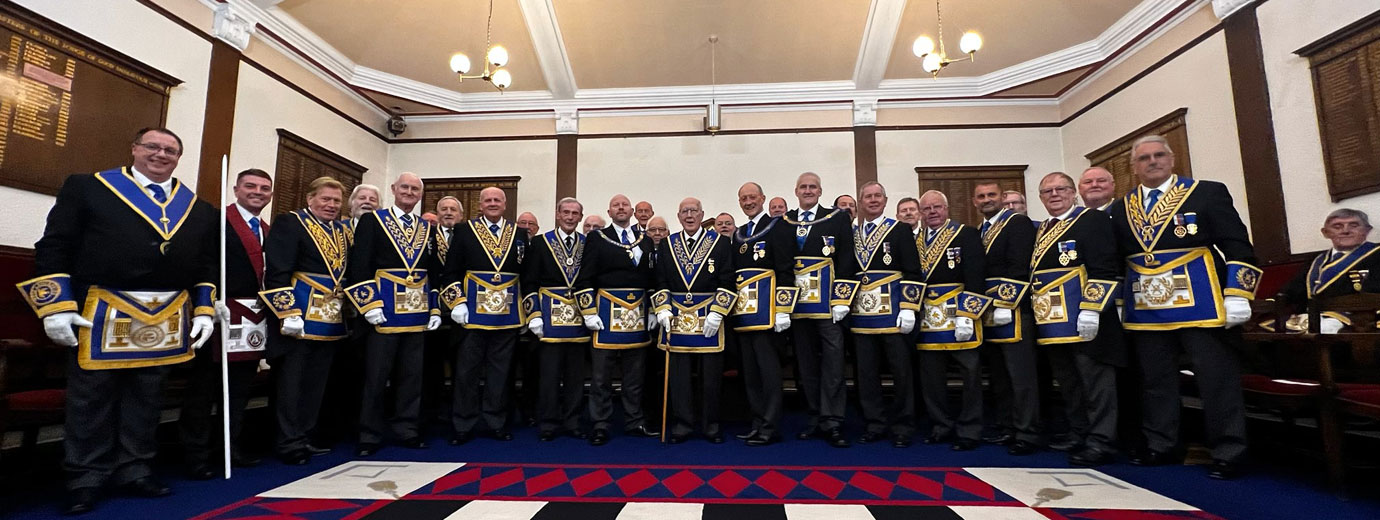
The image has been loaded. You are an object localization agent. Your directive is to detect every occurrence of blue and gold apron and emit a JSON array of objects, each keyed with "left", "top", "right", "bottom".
[{"left": 260, "top": 210, "right": 350, "bottom": 340}]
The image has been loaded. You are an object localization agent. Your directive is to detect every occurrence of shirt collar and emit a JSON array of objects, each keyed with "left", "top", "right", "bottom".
[
  {"left": 130, "top": 166, "right": 172, "bottom": 194},
  {"left": 743, "top": 211, "right": 766, "bottom": 228},
  {"left": 683, "top": 227, "right": 706, "bottom": 242},
  {"left": 1097, "top": 201, "right": 1114, "bottom": 211},
  {"left": 798, "top": 203, "right": 822, "bottom": 216},
  {"left": 984, "top": 209, "right": 1007, "bottom": 225},
  {"left": 1140, "top": 175, "right": 1176, "bottom": 197},
  {"left": 481, "top": 216, "right": 505, "bottom": 229},
  {"left": 612, "top": 221, "right": 635, "bottom": 237},
  {"left": 392, "top": 206, "right": 419, "bottom": 219},
  {"left": 864, "top": 214, "right": 887, "bottom": 228},
  {"left": 1052, "top": 206, "right": 1079, "bottom": 221},
  {"left": 556, "top": 228, "right": 577, "bottom": 242},
  {"left": 233, "top": 202, "right": 261, "bottom": 223}
]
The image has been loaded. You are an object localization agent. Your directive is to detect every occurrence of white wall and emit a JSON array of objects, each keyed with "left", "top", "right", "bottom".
[
  {"left": 388, "top": 140, "right": 559, "bottom": 222},
  {"left": 877, "top": 127, "right": 1066, "bottom": 220},
  {"left": 1259, "top": 0, "right": 1380, "bottom": 254},
  {"left": 1060, "top": 32, "right": 1249, "bottom": 232},
  {"left": 576, "top": 132, "right": 856, "bottom": 227},
  {"left": 230, "top": 63, "right": 389, "bottom": 215},
  {"left": 2, "top": 0, "right": 211, "bottom": 247}
]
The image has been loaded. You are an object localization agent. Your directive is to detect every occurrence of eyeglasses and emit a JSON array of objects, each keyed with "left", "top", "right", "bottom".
[
  {"left": 135, "top": 142, "right": 182, "bottom": 156},
  {"left": 1038, "top": 186, "right": 1074, "bottom": 196}
]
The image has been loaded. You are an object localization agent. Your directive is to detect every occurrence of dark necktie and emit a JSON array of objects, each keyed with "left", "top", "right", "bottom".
[
  {"left": 400, "top": 214, "right": 413, "bottom": 228},
  {"left": 865, "top": 222, "right": 876, "bottom": 235},
  {"left": 980, "top": 220, "right": 991, "bottom": 236},
  {"left": 248, "top": 217, "right": 261, "bottom": 241},
  {"left": 621, "top": 229, "right": 631, "bottom": 245},
  {"left": 797, "top": 210, "right": 812, "bottom": 249},
  {"left": 1044, "top": 217, "right": 1060, "bottom": 233},
  {"left": 744, "top": 220, "right": 754, "bottom": 236},
  {"left": 565, "top": 235, "right": 574, "bottom": 250},
  {"left": 686, "top": 236, "right": 696, "bottom": 251},
  {"left": 1331, "top": 250, "right": 1344, "bottom": 263},
  {"left": 926, "top": 228, "right": 937, "bottom": 244},
  {"left": 1144, "top": 188, "right": 1162, "bottom": 213},
  {"left": 146, "top": 184, "right": 166, "bottom": 204},
  {"left": 490, "top": 223, "right": 500, "bottom": 236}
]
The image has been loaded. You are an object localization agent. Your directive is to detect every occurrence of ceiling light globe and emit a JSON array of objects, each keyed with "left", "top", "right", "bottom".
[
  {"left": 492, "top": 68, "right": 513, "bottom": 89},
  {"left": 960, "top": 32, "right": 982, "bottom": 54},
  {"left": 487, "top": 45, "right": 509, "bottom": 67},
  {"left": 449, "top": 53, "right": 471, "bottom": 74},
  {"left": 912, "top": 36, "right": 935, "bottom": 58},
  {"left": 922, "top": 53, "right": 943, "bottom": 73}
]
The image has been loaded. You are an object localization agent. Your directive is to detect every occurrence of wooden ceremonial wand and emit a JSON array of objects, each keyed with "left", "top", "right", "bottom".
[{"left": 661, "top": 342, "right": 670, "bottom": 444}]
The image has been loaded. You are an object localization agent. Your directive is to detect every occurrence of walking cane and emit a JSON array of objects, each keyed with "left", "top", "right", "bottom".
[{"left": 660, "top": 337, "right": 670, "bottom": 444}]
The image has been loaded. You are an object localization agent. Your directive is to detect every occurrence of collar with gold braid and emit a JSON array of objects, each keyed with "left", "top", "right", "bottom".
[
  {"left": 1308, "top": 241, "right": 1378, "bottom": 297},
  {"left": 670, "top": 231, "right": 717, "bottom": 289},
  {"left": 918, "top": 220, "right": 961, "bottom": 279},
  {"left": 543, "top": 230, "right": 585, "bottom": 287},
  {"left": 981, "top": 209, "right": 1016, "bottom": 253},
  {"left": 1123, "top": 176, "right": 1197, "bottom": 254},
  {"left": 1030, "top": 206, "right": 1087, "bottom": 270},
  {"left": 853, "top": 218, "right": 895, "bottom": 271},
  {"left": 376, "top": 209, "right": 431, "bottom": 273},
  {"left": 469, "top": 218, "right": 518, "bottom": 271},
  {"left": 296, "top": 210, "right": 350, "bottom": 287}
]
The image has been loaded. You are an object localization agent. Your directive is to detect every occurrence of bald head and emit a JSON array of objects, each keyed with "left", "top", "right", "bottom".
[
  {"left": 608, "top": 194, "right": 633, "bottom": 227},
  {"left": 647, "top": 216, "right": 669, "bottom": 243},
  {"left": 392, "top": 172, "right": 423, "bottom": 213},
  {"left": 517, "top": 212, "right": 539, "bottom": 234},
  {"left": 919, "top": 190, "right": 949, "bottom": 229},
  {"left": 1079, "top": 166, "right": 1116, "bottom": 209},
  {"left": 634, "top": 200, "right": 653, "bottom": 227},
  {"left": 478, "top": 186, "right": 506, "bottom": 221},
  {"left": 678, "top": 197, "right": 704, "bottom": 234}
]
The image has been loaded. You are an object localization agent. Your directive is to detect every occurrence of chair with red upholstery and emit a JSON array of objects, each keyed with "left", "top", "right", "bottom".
[{"left": 0, "top": 338, "right": 68, "bottom": 464}]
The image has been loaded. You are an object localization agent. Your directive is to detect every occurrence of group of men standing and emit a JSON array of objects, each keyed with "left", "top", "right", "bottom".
[{"left": 21, "top": 125, "right": 1378, "bottom": 516}]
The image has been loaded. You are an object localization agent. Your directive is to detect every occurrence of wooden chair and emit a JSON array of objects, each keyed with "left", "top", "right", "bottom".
[
  {"left": 0, "top": 338, "right": 68, "bottom": 464},
  {"left": 1307, "top": 294, "right": 1380, "bottom": 494}
]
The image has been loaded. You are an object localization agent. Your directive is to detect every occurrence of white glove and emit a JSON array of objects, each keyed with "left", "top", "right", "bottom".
[
  {"left": 427, "top": 315, "right": 442, "bottom": 331},
  {"left": 257, "top": 358, "right": 271, "bottom": 372},
  {"left": 584, "top": 314, "right": 605, "bottom": 331},
  {"left": 991, "top": 308, "right": 1013, "bottom": 326},
  {"left": 450, "top": 305, "right": 469, "bottom": 325},
  {"left": 830, "top": 305, "right": 849, "bottom": 323},
  {"left": 1223, "top": 296, "right": 1251, "bottom": 329},
  {"left": 703, "top": 312, "right": 723, "bottom": 337},
  {"left": 529, "top": 317, "right": 544, "bottom": 338},
  {"left": 42, "top": 312, "right": 92, "bottom": 348},
  {"left": 773, "top": 312, "right": 791, "bottom": 332},
  {"left": 897, "top": 309, "right": 916, "bottom": 334},
  {"left": 657, "top": 309, "right": 672, "bottom": 332},
  {"left": 646, "top": 312, "right": 658, "bottom": 331},
  {"left": 1117, "top": 304, "right": 1125, "bottom": 322},
  {"left": 190, "top": 315, "right": 215, "bottom": 349},
  {"left": 1320, "top": 317, "right": 1345, "bottom": 335},
  {"left": 954, "top": 316, "right": 974, "bottom": 342},
  {"left": 1076, "top": 310, "right": 1100, "bottom": 340},
  {"left": 214, "top": 301, "right": 231, "bottom": 325},
  {"left": 364, "top": 308, "right": 387, "bottom": 325},
  {"left": 282, "top": 316, "right": 306, "bottom": 337}
]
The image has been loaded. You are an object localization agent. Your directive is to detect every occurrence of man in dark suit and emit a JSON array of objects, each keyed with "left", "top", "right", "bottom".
[
  {"left": 179, "top": 168, "right": 273, "bottom": 480},
  {"left": 345, "top": 172, "right": 442, "bottom": 456},
  {"left": 915, "top": 190, "right": 993, "bottom": 451},
  {"left": 523, "top": 197, "right": 589, "bottom": 441},
  {"left": 652, "top": 197, "right": 737, "bottom": 444},
  {"left": 259, "top": 177, "right": 352, "bottom": 465},
  {"left": 443, "top": 186, "right": 529, "bottom": 444},
  {"left": 18, "top": 128, "right": 218, "bottom": 514},
  {"left": 576, "top": 194, "right": 660, "bottom": 445},
  {"left": 1277, "top": 208, "right": 1378, "bottom": 332},
  {"left": 422, "top": 196, "right": 464, "bottom": 426},
  {"left": 785, "top": 172, "right": 856, "bottom": 448},
  {"left": 1032, "top": 172, "right": 1126, "bottom": 466},
  {"left": 850, "top": 182, "right": 923, "bottom": 448},
  {"left": 729, "top": 182, "right": 797, "bottom": 446},
  {"left": 1110, "top": 135, "right": 1261, "bottom": 479},
  {"left": 972, "top": 183, "right": 1040, "bottom": 455}
]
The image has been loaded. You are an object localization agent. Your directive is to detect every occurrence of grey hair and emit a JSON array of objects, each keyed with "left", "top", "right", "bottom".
[
  {"left": 437, "top": 195, "right": 461, "bottom": 209},
  {"left": 1129, "top": 134, "right": 1174, "bottom": 160},
  {"left": 556, "top": 196, "right": 584, "bottom": 213},
  {"left": 858, "top": 181, "right": 887, "bottom": 198},
  {"left": 920, "top": 190, "right": 948, "bottom": 206},
  {"left": 1001, "top": 190, "right": 1026, "bottom": 203},
  {"left": 1325, "top": 208, "right": 1371, "bottom": 228},
  {"left": 351, "top": 183, "right": 380, "bottom": 200}
]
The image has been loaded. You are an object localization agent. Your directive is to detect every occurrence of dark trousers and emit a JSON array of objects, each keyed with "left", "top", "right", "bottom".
[
  {"left": 317, "top": 319, "right": 366, "bottom": 444},
  {"left": 274, "top": 337, "right": 337, "bottom": 454},
  {"left": 792, "top": 318, "right": 846, "bottom": 432},
  {"left": 739, "top": 331, "right": 784, "bottom": 439},
  {"left": 1048, "top": 343, "right": 1119, "bottom": 451},
  {"left": 358, "top": 330, "right": 425, "bottom": 444},
  {"left": 537, "top": 341, "right": 586, "bottom": 434},
  {"left": 667, "top": 351, "right": 723, "bottom": 437},
  {"left": 984, "top": 314, "right": 1040, "bottom": 443},
  {"left": 453, "top": 328, "right": 517, "bottom": 433},
  {"left": 1135, "top": 328, "right": 1247, "bottom": 462},
  {"left": 512, "top": 333, "right": 540, "bottom": 424},
  {"left": 422, "top": 326, "right": 459, "bottom": 425},
  {"left": 64, "top": 355, "right": 170, "bottom": 490},
  {"left": 918, "top": 348, "right": 983, "bottom": 441},
  {"left": 590, "top": 347, "right": 648, "bottom": 432},
  {"left": 179, "top": 354, "right": 256, "bottom": 466},
  {"left": 855, "top": 333, "right": 916, "bottom": 436}
]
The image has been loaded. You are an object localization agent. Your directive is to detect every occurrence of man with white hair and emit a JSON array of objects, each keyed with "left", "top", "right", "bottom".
[
  {"left": 583, "top": 214, "right": 607, "bottom": 234},
  {"left": 1109, "top": 134, "right": 1261, "bottom": 479},
  {"left": 345, "top": 172, "right": 443, "bottom": 456},
  {"left": 1277, "top": 208, "right": 1378, "bottom": 332},
  {"left": 346, "top": 183, "right": 381, "bottom": 228},
  {"left": 1078, "top": 167, "right": 1118, "bottom": 212},
  {"left": 522, "top": 197, "right": 590, "bottom": 441}
]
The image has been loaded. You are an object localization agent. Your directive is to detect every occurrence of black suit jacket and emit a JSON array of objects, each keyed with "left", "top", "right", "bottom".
[
  {"left": 654, "top": 230, "right": 735, "bottom": 294},
  {"left": 1032, "top": 208, "right": 1126, "bottom": 365},
  {"left": 921, "top": 223, "right": 986, "bottom": 293},
  {"left": 33, "top": 172, "right": 217, "bottom": 300},
  {"left": 263, "top": 211, "right": 343, "bottom": 291},
  {"left": 785, "top": 206, "right": 858, "bottom": 282},
  {"left": 732, "top": 214, "right": 796, "bottom": 282},
  {"left": 346, "top": 210, "right": 441, "bottom": 287},
  {"left": 576, "top": 225, "right": 656, "bottom": 291},
  {"left": 1110, "top": 179, "right": 1258, "bottom": 280},
  {"left": 523, "top": 230, "right": 583, "bottom": 293},
  {"left": 855, "top": 218, "right": 922, "bottom": 282},
  {"left": 442, "top": 219, "right": 529, "bottom": 290},
  {"left": 226, "top": 210, "right": 266, "bottom": 299},
  {"left": 982, "top": 210, "right": 1036, "bottom": 308},
  {"left": 1280, "top": 244, "right": 1380, "bottom": 306}
]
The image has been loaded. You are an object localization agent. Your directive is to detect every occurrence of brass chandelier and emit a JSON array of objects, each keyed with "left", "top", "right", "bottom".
[{"left": 448, "top": 0, "right": 513, "bottom": 91}]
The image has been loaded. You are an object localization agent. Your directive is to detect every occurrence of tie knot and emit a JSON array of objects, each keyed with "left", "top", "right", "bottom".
[
  {"left": 400, "top": 214, "right": 413, "bottom": 225},
  {"left": 489, "top": 223, "right": 500, "bottom": 234},
  {"left": 146, "top": 184, "right": 166, "bottom": 203},
  {"left": 565, "top": 235, "right": 574, "bottom": 247},
  {"left": 802, "top": 211, "right": 812, "bottom": 220},
  {"left": 865, "top": 222, "right": 876, "bottom": 234}
]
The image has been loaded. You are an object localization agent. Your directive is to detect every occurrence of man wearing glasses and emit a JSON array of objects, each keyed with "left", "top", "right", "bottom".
[{"left": 19, "top": 128, "right": 218, "bottom": 514}]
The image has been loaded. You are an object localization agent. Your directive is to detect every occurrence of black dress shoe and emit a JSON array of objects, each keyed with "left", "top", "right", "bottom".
[
  {"left": 589, "top": 429, "right": 610, "bottom": 446},
  {"left": 356, "top": 443, "right": 381, "bottom": 457},
  {"left": 449, "top": 432, "right": 473, "bottom": 446},
  {"left": 923, "top": 432, "right": 954, "bottom": 445},
  {"left": 492, "top": 430, "right": 514, "bottom": 441},
  {"left": 232, "top": 451, "right": 263, "bottom": 467},
  {"left": 539, "top": 431, "right": 556, "bottom": 442},
  {"left": 951, "top": 439, "right": 979, "bottom": 451},
  {"left": 304, "top": 444, "right": 331, "bottom": 456},
  {"left": 708, "top": 432, "right": 725, "bottom": 444},
  {"left": 983, "top": 432, "right": 1015, "bottom": 445},
  {"left": 402, "top": 437, "right": 429, "bottom": 449},
  {"left": 1207, "top": 460, "right": 1241, "bottom": 480},
  {"left": 1069, "top": 447, "right": 1115, "bottom": 467},
  {"left": 281, "top": 451, "right": 311, "bottom": 466},
  {"left": 1007, "top": 440, "right": 1039, "bottom": 456},
  {"left": 629, "top": 425, "right": 661, "bottom": 437},
  {"left": 119, "top": 477, "right": 171, "bottom": 498},
  {"left": 667, "top": 434, "right": 688, "bottom": 444},
  {"left": 826, "top": 429, "right": 851, "bottom": 448},
  {"left": 738, "top": 429, "right": 761, "bottom": 440},
  {"left": 65, "top": 487, "right": 98, "bottom": 516},
  {"left": 187, "top": 463, "right": 216, "bottom": 480},
  {"left": 568, "top": 429, "right": 588, "bottom": 440},
  {"left": 745, "top": 435, "right": 779, "bottom": 447},
  {"left": 795, "top": 427, "right": 821, "bottom": 440},
  {"left": 858, "top": 431, "right": 886, "bottom": 444},
  {"left": 1047, "top": 435, "right": 1082, "bottom": 452},
  {"left": 891, "top": 435, "right": 913, "bottom": 448},
  {"left": 1130, "top": 448, "right": 1175, "bottom": 467}
]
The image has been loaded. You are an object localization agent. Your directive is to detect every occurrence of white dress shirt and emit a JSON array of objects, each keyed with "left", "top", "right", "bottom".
[{"left": 130, "top": 167, "right": 172, "bottom": 200}]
